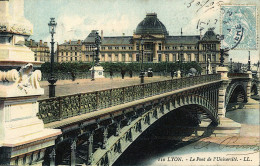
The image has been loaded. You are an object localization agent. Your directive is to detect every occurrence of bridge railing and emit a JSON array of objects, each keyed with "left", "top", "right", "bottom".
[
  {"left": 227, "top": 73, "right": 249, "bottom": 78},
  {"left": 38, "top": 74, "right": 221, "bottom": 124}
]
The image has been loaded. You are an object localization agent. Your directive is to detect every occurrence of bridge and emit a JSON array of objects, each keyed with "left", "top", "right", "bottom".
[{"left": 33, "top": 69, "right": 258, "bottom": 166}]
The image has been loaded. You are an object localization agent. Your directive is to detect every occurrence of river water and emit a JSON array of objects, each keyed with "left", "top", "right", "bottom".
[{"left": 114, "top": 101, "right": 260, "bottom": 166}]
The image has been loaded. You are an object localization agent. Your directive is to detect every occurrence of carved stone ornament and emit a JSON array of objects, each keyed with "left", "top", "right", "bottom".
[{"left": 0, "top": 63, "right": 44, "bottom": 97}]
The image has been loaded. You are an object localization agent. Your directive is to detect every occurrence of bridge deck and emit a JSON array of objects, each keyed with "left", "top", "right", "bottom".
[{"left": 44, "top": 79, "right": 222, "bottom": 129}]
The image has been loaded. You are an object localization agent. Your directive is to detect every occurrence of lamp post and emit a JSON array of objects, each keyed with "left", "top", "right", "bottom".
[
  {"left": 230, "top": 58, "right": 233, "bottom": 73},
  {"left": 48, "top": 18, "right": 57, "bottom": 98},
  {"left": 91, "top": 48, "right": 95, "bottom": 81},
  {"left": 140, "top": 39, "right": 144, "bottom": 84},
  {"left": 247, "top": 51, "right": 251, "bottom": 71},
  {"left": 94, "top": 31, "right": 101, "bottom": 66},
  {"left": 165, "top": 54, "right": 168, "bottom": 77},
  {"left": 206, "top": 57, "right": 209, "bottom": 74},
  {"left": 180, "top": 44, "right": 184, "bottom": 77}
]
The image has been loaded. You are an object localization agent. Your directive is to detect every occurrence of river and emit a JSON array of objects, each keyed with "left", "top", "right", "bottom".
[{"left": 114, "top": 99, "right": 260, "bottom": 166}]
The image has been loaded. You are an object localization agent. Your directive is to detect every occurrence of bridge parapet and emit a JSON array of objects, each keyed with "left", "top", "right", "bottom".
[
  {"left": 38, "top": 74, "right": 221, "bottom": 124},
  {"left": 227, "top": 73, "right": 251, "bottom": 79}
]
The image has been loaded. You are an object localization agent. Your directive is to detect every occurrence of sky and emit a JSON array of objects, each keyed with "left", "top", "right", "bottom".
[{"left": 24, "top": 0, "right": 259, "bottom": 64}]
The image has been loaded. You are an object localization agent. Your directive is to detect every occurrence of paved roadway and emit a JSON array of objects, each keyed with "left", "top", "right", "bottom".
[{"left": 39, "top": 76, "right": 171, "bottom": 100}]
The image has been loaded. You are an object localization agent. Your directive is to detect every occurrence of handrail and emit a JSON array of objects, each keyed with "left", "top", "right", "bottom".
[
  {"left": 38, "top": 74, "right": 221, "bottom": 124},
  {"left": 227, "top": 73, "right": 249, "bottom": 78}
]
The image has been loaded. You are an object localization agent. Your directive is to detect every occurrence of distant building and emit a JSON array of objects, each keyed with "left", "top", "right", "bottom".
[
  {"left": 25, "top": 39, "right": 50, "bottom": 62},
  {"left": 57, "top": 40, "right": 83, "bottom": 62},
  {"left": 57, "top": 13, "right": 226, "bottom": 73}
]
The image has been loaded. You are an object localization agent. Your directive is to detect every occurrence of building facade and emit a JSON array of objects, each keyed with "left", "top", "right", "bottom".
[
  {"left": 57, "top": 13, "right": 227, "bottom": 73},
  {"left": 25, "top": 39, "right": 50, "bottom": 62}
]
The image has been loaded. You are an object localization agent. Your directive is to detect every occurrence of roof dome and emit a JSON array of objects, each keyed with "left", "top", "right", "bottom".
[{"left": 135, "top": 13, "right": 168, "bottom": 36}]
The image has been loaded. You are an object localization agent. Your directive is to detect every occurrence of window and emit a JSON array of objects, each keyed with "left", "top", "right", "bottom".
[
  {"left": 129, "top": 46, "right": 133, "bottom": 50},
  {"left": 122, "top": 46, "right": 126, "bottom": 50},
  {"left": 70, "top": 57, "right": 73, "bottom": 61},
  {"left": 158, "top": 54, "right": 161, "bottom": 62},
  {"left": 173, "top": 54, "right": 176, "bottom": 62},
  {"left": 115, "top": 46, "right": 119, "bottom": 50},
  {"left": 158, "top": 43, "right": 162, "bottom": 50},
  {"left": 115, "top": 54, "right": 118, "bottom": 61},
  {"left": 212, "top": 44, "right": 216, "bottom": 50},
  {"left": 122, "top": 54, "right": 125, "bottom": 62},
  {"left": 188, "top": 54, "right": 191, "bottom": 61},
  {"left": 75, "top": 57, "right": 77, "bottom": 61},
  {"left": 66, "top": 57, "right": 68, "bottom": 61},
  {"left": 195, "top": 54, "right": 199, "bottom": 62},
  {"left": 136, "top": 45, "right": 139, "bottom": 50},
  {"left": 102, "top": 47, "right": 105, "bottom": 50},
  {"left": 66, "top": 52, "right": 68, "bottom": 56},
  {"left": 108, "top": 46, "right": 112, "bottom": 50},
  {"left": 173, "top": 46, "right": 177, "bottom": 49},
  {"left": 75, "top": 52, "right": 77, "bottom": 56},
  {"left": 187, "top": 46, "right": 192, "bottom": 49},
  {"left": 129, "top": 54, "right": 132, "bottom": 61},
  {"left": 71, "top": 47, "right": 73, "bottom": 50},
  {"left": 165, "top": 46, "right": 170, "bottom": 50},
  {"left": 212, "top": 54, "right": 216, "bottom": 62},
  {"left": 203, "top": 44, "right": 206, "bottom": 50},
  {"left": 108, "top": 54, "right": 112, "bottom": 61},
  {"left": 136, "top": 54, "right": 139, "bottom": 62},
  {"left": 102, "top": 54, "right": 105, "bottom": 61}
]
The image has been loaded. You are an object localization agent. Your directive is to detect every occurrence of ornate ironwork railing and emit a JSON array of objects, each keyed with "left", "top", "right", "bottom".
[
  {"left": 38, "top": 74, "right": 221, "bottom": 124},
  {"left": 227, "top": 73, "right": 249, "bottom": 78}
]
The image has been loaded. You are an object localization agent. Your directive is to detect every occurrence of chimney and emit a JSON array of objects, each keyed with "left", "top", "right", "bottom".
[
  {"left": 77, "top": 40, "right": 81, "bottom": 44},
  {"left": 30, "top": 39, "right": 32, "bottom": 45},
  {"left": 122, "top": 33, "right": 125, "bottom": 36},
  {"left": 40, "top": 40, "right": 42, "bottom": 45},
  {"left": 101, "top": 30, "right": 103, "bottom": 40},
  {"left": 69, "top": 40, "right": 71, "bottom": 44}
]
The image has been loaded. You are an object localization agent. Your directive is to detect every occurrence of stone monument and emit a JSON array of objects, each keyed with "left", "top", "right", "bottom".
[{"left": 0, "top": 0, "right": 61, "bottom": 165}]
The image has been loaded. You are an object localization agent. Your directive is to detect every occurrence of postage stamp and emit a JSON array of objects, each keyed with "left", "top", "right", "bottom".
[{"left": 221, "top": 5, "right": 257, "bottom": 50}]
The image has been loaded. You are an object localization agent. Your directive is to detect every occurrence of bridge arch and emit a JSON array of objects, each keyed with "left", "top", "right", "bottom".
[
  {"left": 225, "top": 81, "right": 247, "bottom": 107},
  {"left": 88, "top": 94, "right": 218, "bottom": 166},
  {"left": 251, "top": 83, "right": 258, "bottom": 96}
]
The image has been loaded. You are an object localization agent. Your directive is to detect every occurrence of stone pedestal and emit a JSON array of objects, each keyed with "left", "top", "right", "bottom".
[
  {"left": 216, "top": 66, "right": 230, "bottom": 118},
  {"left": 0, "top": 0, "right": 61, "bottom": 165},
  {"left": 0, "top": 65, "right": 61, "bottom": 165},
  {"left": 90, "top": 66, "right": 104, "bottom": 78},
  {"left": 177, "top": 70, "right": 181, "bottom": 78}
]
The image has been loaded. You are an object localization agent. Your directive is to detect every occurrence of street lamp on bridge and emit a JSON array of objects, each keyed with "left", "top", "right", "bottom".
[
  {"left": 139, "top": 39, "right": 144, "bottom": 84},
  {"left": 230, "top": 58, "right": 233, "bottom": 73},
  {"left": 48, "top": 18, "right": 57, "bottom": 98},
  {"left": 180, "top": 44, "right": 184, "bottom": 77}
]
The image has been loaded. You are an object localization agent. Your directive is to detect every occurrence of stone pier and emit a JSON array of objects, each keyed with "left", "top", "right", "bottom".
[{"left": 0, "top": 0, "right": 61, "bottom": 165}]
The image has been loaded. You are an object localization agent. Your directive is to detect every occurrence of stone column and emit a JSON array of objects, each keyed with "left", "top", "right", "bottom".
[
  {"left": 88, "top": 133, "right": 94, "bottom": 164},
  {"left": 0, "top": 0, "right": 9, "bottom": 17},
  {"left": 246, "top": 71, "right": 253, "bottom": 100},
  {"left": 153, "top": 42, "right": 158, "bottom": 62},
  {"left": 71, "top": 139, "right": 76, "bottom": 166},
  {"left": 216, "top": 66, "right": 230, "bottom": 118}
]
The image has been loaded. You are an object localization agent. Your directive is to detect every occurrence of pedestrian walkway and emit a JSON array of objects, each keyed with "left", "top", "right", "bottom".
[{"left": 39, "top": 76, "right": 171, "bottom": 100}]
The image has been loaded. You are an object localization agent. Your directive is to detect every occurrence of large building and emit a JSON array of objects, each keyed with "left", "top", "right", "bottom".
[
  {"left": 25, "top": 39, "right": 50, "bottom": 62},
  {"left": 57, "top": 13, "right": 227, "bottom": 73}
]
